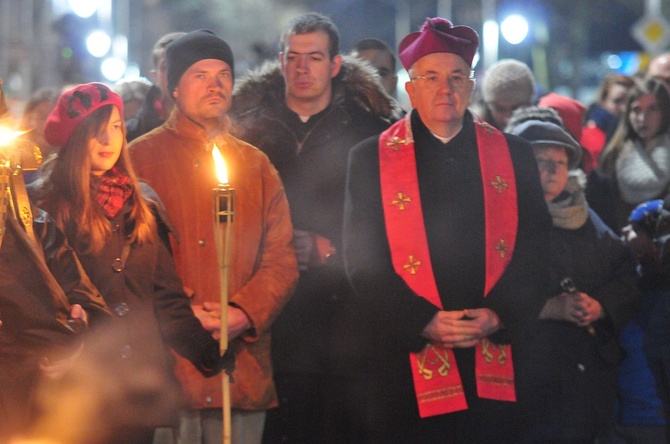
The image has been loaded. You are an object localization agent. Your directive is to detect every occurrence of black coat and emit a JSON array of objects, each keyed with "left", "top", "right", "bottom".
[
  {"left": 125, "top": 84, "right": 165, "bottom": 142},
  {"left": 231, "top": 57, "right": 399, "bottom": 375},
  {"left": 0, "top": 212, "right": 103, "bottom": 438},
  {"left": 42, "top": 184, "right": 221, "bottom": 375},
  {"left": 343, "top": 110, "right": 552, "bottom": 443},
  {"left": 522, "top": 209, "right": 639, "bottom": 442}
]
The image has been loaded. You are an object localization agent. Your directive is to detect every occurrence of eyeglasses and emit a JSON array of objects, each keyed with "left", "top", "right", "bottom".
[
  {"left": 536, "top": 158, "right": 568, "bottom": 172},
  {"left": 410, "top": 73, "right": 473, "bottom": 90}
]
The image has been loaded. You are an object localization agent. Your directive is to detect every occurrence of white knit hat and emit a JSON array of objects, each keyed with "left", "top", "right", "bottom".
[{"left": 482, "top": 59, "right": 536, "bottom": 104}]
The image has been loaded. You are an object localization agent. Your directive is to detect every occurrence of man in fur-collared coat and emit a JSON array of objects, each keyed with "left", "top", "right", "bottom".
[{"left": 230, "top": 12, "right": 403, "bottom": 443}]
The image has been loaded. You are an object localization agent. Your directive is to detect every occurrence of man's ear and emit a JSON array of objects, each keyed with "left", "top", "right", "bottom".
[{"left": 331, "top": 54, "right": 343, "bottom": 78}]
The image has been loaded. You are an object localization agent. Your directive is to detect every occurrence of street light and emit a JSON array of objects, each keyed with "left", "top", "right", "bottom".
[
  {"left": 85, "top": 30, "right": 112, "bottom": 58},
  {"left": 68, "top": 0, "right": 100, "bottom": 18},
  {"left": 101, "top": 57, "right": 126, "bottom": 82},
  {"left": 500, "top": 14, "right": 529, "bottom": 45}
]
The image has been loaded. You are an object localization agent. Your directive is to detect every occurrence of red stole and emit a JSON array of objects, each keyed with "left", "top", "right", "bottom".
[{"left": 378, "top": 114, "right": 518, "bottom": 418}]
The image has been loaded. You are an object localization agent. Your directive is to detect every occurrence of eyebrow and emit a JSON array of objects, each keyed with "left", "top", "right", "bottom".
[
  {"left": 190, "top": 68, "right": 231, "bottom": 75},
  {"left": 416, "top": 67, "right": 468, "bottom": 75},
  {"left": 286, "top": 50, "right": 327, "bottom": 57}
]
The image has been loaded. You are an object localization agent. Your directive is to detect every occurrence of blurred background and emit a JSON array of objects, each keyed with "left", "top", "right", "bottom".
[{"left": 0, "top": 0, "right": 668, "bottom": 108}]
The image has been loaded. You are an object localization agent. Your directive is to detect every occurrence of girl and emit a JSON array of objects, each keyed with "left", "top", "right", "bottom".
[
  {"left": 590, "top": 77, "right": 670, "bottom": 232},
  {"left": 29, "top": 83, "right": 224, "bottom": 443}
]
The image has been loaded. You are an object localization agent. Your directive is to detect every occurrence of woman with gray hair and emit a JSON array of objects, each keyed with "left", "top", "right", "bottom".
[{"left": 508, "top": 117, "right": 639, "bottom": 442}]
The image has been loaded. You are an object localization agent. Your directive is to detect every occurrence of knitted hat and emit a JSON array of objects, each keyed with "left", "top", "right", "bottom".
[
  {"left": 399, "top": 17, "right": 479, "bottom": 70},
  {"left": 509, "top": 119, "right": 583, "bottom": 169},
  {"left": 166, "top": 29, "right": 234, "bottom": 97},
  {"left": 44, "top": 83, "right": 123, "bottom": 148},
  {"left": 504, "top": 105, "right": 563, "bottom": 133},
  {"left": 482, "top": 59, "right": 536, "bottom": 104},
  {"left": 538, "top": 93, "right": 586, "bottom": 141}
]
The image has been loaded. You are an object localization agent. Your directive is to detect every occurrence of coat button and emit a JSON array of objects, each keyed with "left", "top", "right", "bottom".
[
  {"left": 205, "top": 396, "right": 212, "bottom": 404},
  {"left": 198, "top": 239, "right": 206, "bottom": 247},
  {"left": 112, "top": 257, "right": 124, "bottom": 272},
  {"left": 577, "top": 363, "right": 585, "bottom": 372},
  {"left": 115, "top": 303, "right": 130, "bottom": 317}
]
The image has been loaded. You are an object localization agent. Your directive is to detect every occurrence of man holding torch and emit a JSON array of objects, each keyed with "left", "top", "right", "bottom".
[{"left": 129, "top": 30, "right": 298, "bottom": 444}]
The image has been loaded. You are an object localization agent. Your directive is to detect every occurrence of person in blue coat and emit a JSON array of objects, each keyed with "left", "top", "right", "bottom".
[{"left": 620, "top": 198, "right": 670, "bottom": 442}]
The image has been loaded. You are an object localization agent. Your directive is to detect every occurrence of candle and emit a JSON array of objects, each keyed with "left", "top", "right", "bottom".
[{"left": 211, "top": 144, "right": 234, "bottom": 444}]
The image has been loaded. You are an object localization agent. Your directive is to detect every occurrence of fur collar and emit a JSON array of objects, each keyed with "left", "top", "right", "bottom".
[{"left": 231, "top": 55, "right": 404, "bottom": 124}]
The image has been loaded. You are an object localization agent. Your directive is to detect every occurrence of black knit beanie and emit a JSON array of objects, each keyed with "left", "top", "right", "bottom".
[{"left": 166, "top": 29, "right": 234, "bottom": 97}]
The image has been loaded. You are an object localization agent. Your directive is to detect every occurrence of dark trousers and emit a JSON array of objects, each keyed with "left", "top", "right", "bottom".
[{"left": 262, "top": 372, "right": 327, "bottom": 444}]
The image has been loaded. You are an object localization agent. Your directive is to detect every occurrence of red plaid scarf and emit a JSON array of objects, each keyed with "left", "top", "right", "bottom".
[{"left": 92, "top": 168, "right": 133, "bottom": 218}]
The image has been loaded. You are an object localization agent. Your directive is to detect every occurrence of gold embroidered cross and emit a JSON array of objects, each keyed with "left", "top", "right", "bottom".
[
  {"left": 495, "top": 239, "right": 509, "bottom": 259},
  {"left": 403, "top": 255, "right": 421, "bottom": 275},
  {"left": 392, "top": 192, "right": 411, "bottom": 210},
  {"left": 490, "top": 175, "right": 509, "bottom": 193},
  {"left": 385, "top": 136, "right": 406, "bottom": 151}
]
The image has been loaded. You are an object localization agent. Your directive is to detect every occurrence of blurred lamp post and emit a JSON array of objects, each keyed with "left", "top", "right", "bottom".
[
  {"left": 481, "top": 0, "right": 497, "bottom": 72},
  {"left": 500, "top": 14, "right": 529, "bottom": 45}
]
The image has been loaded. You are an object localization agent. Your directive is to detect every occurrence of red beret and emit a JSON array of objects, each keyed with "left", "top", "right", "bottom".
[
  {"left": 538, "top": 93, "right": 586, "bottom": 142},
  {"left": 399, "top": 17, "right": 479, "bottom": 70},
  {"left": 44, "top": 82, "right": 124, "bottom": 148}
]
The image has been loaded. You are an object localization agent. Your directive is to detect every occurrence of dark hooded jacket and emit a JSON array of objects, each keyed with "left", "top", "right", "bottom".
[
  {"left": 125, "top": 84, "right": 166, "bottom": 142},
  {"left": 0, "top": 210, "right": 105, "bottom": 439}
]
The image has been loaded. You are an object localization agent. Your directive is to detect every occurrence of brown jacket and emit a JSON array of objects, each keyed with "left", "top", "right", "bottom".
[{"left": 129, "top": 111, "right": 297, "bottom": 410}]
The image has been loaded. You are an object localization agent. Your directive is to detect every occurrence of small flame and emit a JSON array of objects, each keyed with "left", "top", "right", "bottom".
[
  {"left": 212, "top": 144, "right": 228, "bottom": 185},
  {"left": 0, "top": 126, "right": 27, "bottom": 147}
]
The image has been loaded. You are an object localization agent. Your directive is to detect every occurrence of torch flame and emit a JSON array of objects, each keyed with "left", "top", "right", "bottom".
[
  {"left": 212, "top": 144, "right": 228, "bottom": 185},
  {"left": 0, "top": 126, "right": 27, "bottom": 147}
]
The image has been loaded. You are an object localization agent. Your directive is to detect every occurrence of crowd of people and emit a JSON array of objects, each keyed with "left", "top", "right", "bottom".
[{"left": 0, "top": 10, "right": 669, "bottom": 444}]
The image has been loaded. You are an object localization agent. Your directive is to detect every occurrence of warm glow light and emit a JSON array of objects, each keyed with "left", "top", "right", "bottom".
[
  {"left": 212, "top": 144, "right": 228, "bottom": 184},
  {"left": 0, "top": 127, "right": 27, "bottom": 146}
]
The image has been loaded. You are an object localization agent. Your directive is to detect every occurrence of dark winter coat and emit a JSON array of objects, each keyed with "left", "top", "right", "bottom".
[
  {"left": 125, "top": 84, "right": 166, "bottom": 142},
  {"left": 0, "top": 211, "right": 105, "bottom": 438},
  {"left": 343, "top": 110, "right": 552, "bottom": 443},
  {"left": 230, "top": 56, "right": 402, "bottom": 375},
  {"left": 522, "top": 209, "right": 639, "bottom": 442},
  {"left": 40, "top": 183, "right": 222, "bottom": 375}
]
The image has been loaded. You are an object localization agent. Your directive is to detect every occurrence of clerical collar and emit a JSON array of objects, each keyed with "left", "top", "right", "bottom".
[
  {"left": 431, "top": 123, "right": 463, "bottom": 144},
  {"left": 431, "top": 132, "right": 453, "bottom": 144}
]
